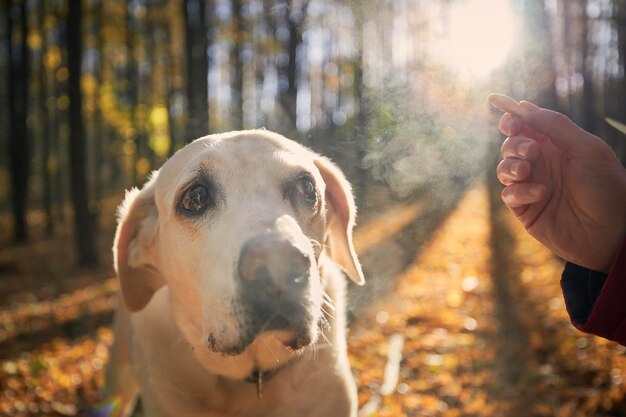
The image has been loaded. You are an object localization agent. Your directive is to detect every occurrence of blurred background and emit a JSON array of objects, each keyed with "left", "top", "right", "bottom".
[{"left": 0, "top": 0, "right": 626, "bottom": 416}]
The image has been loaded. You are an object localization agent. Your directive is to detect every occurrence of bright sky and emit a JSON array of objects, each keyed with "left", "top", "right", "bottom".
[{"left": 433, "top": 0, "right": 518, "bottom": 78}]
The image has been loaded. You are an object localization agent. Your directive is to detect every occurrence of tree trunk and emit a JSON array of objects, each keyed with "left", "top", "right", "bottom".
[
  {"left": 93, "top": 0, "right": 106, "bottom": 207},
  {"left": 231, "top": 0, "right": 244, "bottom": 130},
  {"left": 126, "top": 3, "right": 140, "bottom": 186},
  {"left": 557, "top": 0, "right": 573, "bottom": 112},
  {"left": 354, "top": 12, "right": 368, "bottom": 208},
  {"left": 39, "top": 0, "right": 53, "bottom": 236},
  {"left": 51, "top": 0, "right": 65, "bottom": 223},
  {"left": 7, "top": 0, "right": 30, "bottom": 243},
  {"left": 277, "top": 0, "right": 308, "bottom": 131},
  {"left": 261, "top": 0, "right": 279, "bottom": 129},
  {"left": 52, "top": 39, "right": 65, "bottom": 223},
  {"left": 616, "top": 0, "right": 626, "bottom": 163},
  {"left": 580, "top": 0, "right": 596, "bottom": 134},
  {"left": 165, "top": 13, "right": 178, "bottom": 157},
  {"left": 67, "top": 0, "right": 98, "bottom": 266},
  {"left": 621, "top": 4, "right": 626, "bottom": 120},
  {"left": 283, "top": 11, "right": 300, "bottom": 128},
  {"left": 184, "top": 0, "right": 210, "bottom": 141}
]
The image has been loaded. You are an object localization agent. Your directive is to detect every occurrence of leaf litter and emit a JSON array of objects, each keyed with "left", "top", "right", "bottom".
[{"left": 0, "top": 184, "right": 625, "bottom": 416}]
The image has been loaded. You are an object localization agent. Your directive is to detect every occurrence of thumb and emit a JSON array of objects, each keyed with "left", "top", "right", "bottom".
[{"left": 520, "top": 102, "right": 598, "bottom": 151}]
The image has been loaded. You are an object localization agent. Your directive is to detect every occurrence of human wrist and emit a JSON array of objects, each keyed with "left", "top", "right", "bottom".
[
  {"left": 599, "top": 175, "right": 626, "bottom": 272},
  {"left": 598, "top": 232, "right": 626, "bottom": 273}
]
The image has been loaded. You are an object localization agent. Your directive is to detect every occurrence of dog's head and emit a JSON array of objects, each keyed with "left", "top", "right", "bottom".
[{"left": 113, "top": 130, "right": 364, "bottom": 379}]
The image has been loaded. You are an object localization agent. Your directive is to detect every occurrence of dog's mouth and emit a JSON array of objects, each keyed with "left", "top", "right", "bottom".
[
  {"left": 207, "top": 297, "right": 318, "bottom": 356},
  {"left": 208, "top": 331, "right": 312, "bottom": 357}
]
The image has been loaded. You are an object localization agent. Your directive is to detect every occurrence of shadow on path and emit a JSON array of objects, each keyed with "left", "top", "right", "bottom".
[
  {"left": 349, "top": 180, "right": 474, "bottom": 317},
  {"left": 486, "top": 167, "right": 540, "bottom": 416}
]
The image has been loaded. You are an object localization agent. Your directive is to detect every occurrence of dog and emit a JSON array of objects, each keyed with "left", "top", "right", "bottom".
[{"left": 106, "top": 130, "right": 365, "bottom": 417}]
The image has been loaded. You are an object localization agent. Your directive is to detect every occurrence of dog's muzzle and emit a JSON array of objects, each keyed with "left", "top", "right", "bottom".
[{"left": 236, "top": 234, "right": 315, "bottom": 347}]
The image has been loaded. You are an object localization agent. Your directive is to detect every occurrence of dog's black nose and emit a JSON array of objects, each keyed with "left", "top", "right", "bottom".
[
  {"left": 237, "top": 235, "right": 311, "bottom": 291},
  {"left": 238, "top": 235, "right": 314, "bottom": 338}
]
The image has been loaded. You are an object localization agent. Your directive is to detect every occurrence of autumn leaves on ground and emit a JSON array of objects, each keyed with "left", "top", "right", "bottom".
[{"left": 1, "top": 180, "right": 626, "bottom": 416}]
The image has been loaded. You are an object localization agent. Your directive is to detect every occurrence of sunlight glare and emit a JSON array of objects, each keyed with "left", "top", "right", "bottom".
[{"left": 435, "top": 0, "right": 517, "bottom": 78}]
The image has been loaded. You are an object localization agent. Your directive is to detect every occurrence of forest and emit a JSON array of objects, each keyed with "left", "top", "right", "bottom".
[{"left": 1, "top": 0, "right": 626, "bottom": 416}]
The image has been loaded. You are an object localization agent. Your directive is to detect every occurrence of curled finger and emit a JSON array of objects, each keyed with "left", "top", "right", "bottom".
[
  {"left": 496, "top": 158, "right": 532, "bottom": 185},
  {"left": 498, "top": 113, "right": 524, "bottom": 137},
  {"left": 500, "top": 136, "right": 540, "bottom": 161},
  {"left": 501, "top": 183, "right": 547, "bottom": 209}
]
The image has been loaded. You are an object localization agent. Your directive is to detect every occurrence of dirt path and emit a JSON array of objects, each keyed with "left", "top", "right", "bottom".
[{"left": 349, "top": 182, "right": 626, "bottom": 417}]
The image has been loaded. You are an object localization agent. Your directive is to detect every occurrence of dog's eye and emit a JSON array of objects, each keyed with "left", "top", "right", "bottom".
[
  {"left": 181, "top": 184, "right": 211, "bottom": 213},
  {"left": 294, "top": 176, "right": 317, "bottom": 203}
]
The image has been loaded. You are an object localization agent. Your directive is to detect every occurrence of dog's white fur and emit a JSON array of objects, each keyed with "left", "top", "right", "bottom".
[{"left": 106, "top": 130, "right": 364, "bottom": 416}]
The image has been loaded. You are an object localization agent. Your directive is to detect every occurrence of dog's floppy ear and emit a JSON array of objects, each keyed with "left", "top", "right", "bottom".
[
  {"left": 113, "top": 173, "right": 166, "bottom": 312},
  {"left": 314, "top": 156, "right": 365, "bottom": 285}
]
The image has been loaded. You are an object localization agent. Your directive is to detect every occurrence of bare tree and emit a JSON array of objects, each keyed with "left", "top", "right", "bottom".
[
  {"left": 7, "top": 0, "right": 30, "bottom": 242},
  {"left": 580, "top": 0, "right": 596, "bottom": 134},
  {"left": 67, "top": 0, "right": 98, "bottom": 266},
  {"left": 275, "top": 0, "right": 309, "bottom": 130},
  {"left": 184, "top": 0, "right": 210, "bottom": 140},
  {"left": 613, "top": 0, "right": 626, "bottom": 162},
  {"left": 231, "top": 0, "right": 245, "bottom": 130},
  {"left": 39, "top": 0, "right": 53, "bottom": 236}
]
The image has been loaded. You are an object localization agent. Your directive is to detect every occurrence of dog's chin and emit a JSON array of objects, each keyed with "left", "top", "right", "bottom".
[
  {"left": 207, "top": 307, "right": 320, "bottom": 357},
  {"left": 198, "top": 329, "right": 317, "bottom": 380},
  {"left": 209, "top": 328, "right": 314, "bottom": 355}
]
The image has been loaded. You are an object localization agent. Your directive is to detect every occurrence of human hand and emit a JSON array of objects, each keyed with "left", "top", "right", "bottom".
[{"left": 489, "top": 94, "right": 626, "bottom": 272}]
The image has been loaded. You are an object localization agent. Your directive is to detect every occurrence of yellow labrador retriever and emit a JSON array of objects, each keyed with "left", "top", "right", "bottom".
[{"left": 106, "top": 130, "right": 365, "bottom": 417}]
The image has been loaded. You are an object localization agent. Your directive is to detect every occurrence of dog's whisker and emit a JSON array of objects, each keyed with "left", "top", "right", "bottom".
[
  {"left": 321, "top": 294, "right": 336, "bottom": 311},
  {"left": 264, "top": 338, "right": 280, "bottom": 363},
  {"left": 320, "top": 315, "right": 333, "bottom": 335},
  {"left": 322, "top": 312, "right": 330, "bottom": 323},
  {"left": 318, "top": 328, "right": 333, "bottom": 346},
  {"left": 320, "top": 306, "right": 335, "bottom": 321},
  {"left": 321, "top": 289, "right": 335, "bottom": 302},
  {"left": 322, "top": 298, "right": 336, "bottom": 312},
  {"left": 309, "top": 238, "right": 329, "bottom": 251}
]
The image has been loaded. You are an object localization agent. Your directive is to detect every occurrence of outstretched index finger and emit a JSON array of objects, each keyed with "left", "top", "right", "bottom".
[{"left": 488, "top": 94, "right": 529, "bottom": 117}]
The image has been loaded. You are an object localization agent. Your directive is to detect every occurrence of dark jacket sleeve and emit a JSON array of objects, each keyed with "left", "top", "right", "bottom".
[{"left": 561, "top": 236, "right": 626, "bottom": 346}]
